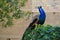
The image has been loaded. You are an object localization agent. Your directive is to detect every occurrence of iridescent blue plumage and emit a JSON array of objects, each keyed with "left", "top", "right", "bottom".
[{"left": 37, "top": 6, "right": 46, "bottom": 25}]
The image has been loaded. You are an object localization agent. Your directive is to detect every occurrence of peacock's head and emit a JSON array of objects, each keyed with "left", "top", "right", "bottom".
[{"left": 38, "top": 6, "right": 42, "bottom": 9}]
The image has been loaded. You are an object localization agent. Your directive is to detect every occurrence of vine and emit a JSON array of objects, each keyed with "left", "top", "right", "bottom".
[{"left": 0, "top": 0, "right": 30, "bottom": 27}]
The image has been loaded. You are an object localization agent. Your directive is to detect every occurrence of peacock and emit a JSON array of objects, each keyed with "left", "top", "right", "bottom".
[{"left": 22, "top": 6, "right": 46, "bottom": 40}]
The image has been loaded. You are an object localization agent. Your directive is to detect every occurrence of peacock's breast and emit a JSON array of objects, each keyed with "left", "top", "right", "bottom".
[
  {"left": 39, "top": 15, "right": 46, "bottom": 20},
  {"left": 38, "top": 15, "right": 46, "bottom": 25},
  {"left": 37, "top": 19, "right": 45, "bottom": 25}
]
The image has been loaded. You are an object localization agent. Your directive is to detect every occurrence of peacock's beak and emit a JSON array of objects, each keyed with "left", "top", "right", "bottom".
[{"left": 35, "top": 6, "right": 42, "bottom": 9}]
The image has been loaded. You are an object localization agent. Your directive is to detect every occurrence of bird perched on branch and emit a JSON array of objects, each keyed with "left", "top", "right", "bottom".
[{"left": 22, "top": 6, "right": 46, "bottom": 40}]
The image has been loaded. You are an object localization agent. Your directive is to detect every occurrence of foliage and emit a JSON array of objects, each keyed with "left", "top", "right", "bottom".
[
  {"left": 20, "top": 0, "right": 28, "bottom": 7},
  {"left": 23, "top": 24, "right": 60, "bottom": 40},
  {"left": 0, "top": 0, "right": 30, "bottom": 27}
]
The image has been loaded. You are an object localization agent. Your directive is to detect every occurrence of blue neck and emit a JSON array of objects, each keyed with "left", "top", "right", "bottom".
[{"left": 38, "top": 6, "right": 46, "bottom": 20}]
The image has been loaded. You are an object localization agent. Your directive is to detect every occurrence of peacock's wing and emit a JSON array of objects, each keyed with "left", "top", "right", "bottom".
[{"left": 32, "top": 14, "right": 39, "bottom": 21}]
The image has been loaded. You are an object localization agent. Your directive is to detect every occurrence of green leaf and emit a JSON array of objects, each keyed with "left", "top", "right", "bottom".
[{"left": 0, "top": 0, "right": 28, "bottom": 27}]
